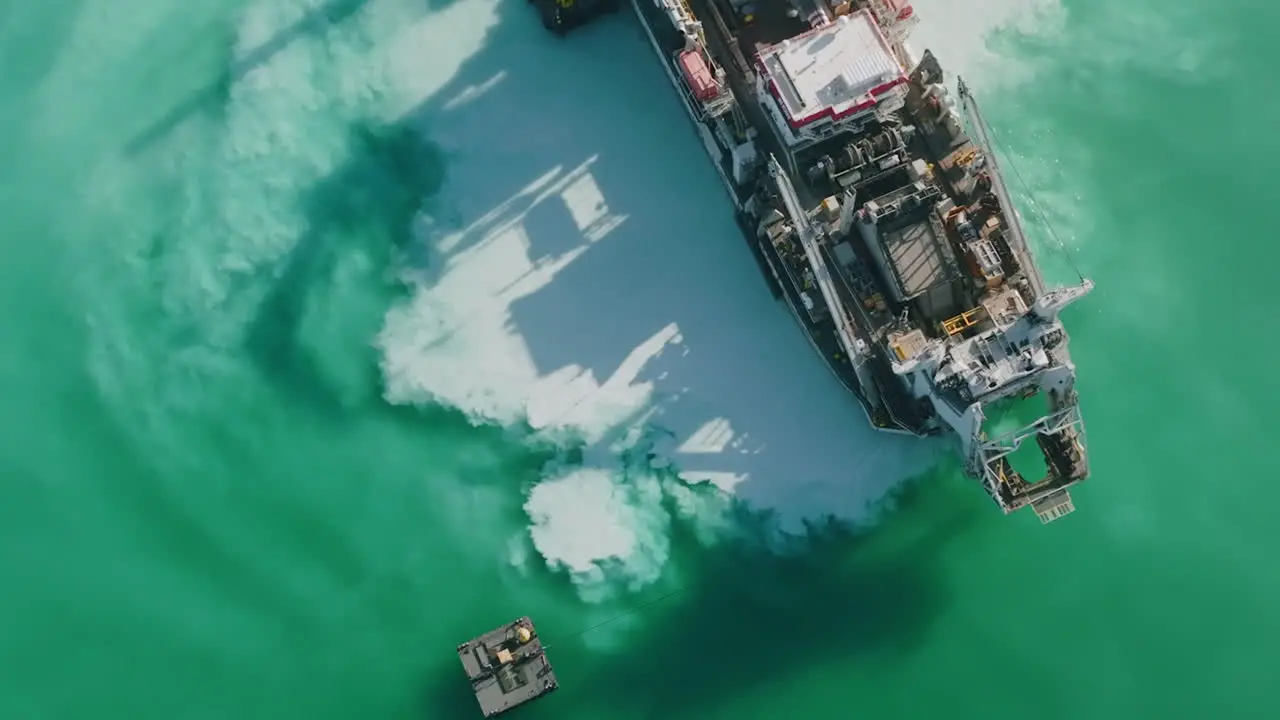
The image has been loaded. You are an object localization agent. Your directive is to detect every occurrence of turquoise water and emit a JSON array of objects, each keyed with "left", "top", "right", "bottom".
[{"left": 2, "top": 0, "right": 1276, "bottom": 718}]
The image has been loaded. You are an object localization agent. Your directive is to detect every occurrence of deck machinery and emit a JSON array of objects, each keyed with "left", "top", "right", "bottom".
[
  {"left": 548, "top": 0, "right": 1094, "bottom": 524},
  {"left": 457, "top": 617, "right": 558, "bottom": 717}
]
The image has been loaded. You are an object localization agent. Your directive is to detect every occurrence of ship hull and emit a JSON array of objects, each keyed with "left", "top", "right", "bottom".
[{"left": 629, "top": 0, "right": 900, "bottom": 430}]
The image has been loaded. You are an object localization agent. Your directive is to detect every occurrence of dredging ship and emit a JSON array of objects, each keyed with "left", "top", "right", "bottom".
[{"left": 541, "top": 0, "right": 1094, "bottom": 523}]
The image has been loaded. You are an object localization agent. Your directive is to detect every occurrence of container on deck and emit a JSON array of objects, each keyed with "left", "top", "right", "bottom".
[{"left": 679, "top": 50, "right": 719, "bottom": 101}]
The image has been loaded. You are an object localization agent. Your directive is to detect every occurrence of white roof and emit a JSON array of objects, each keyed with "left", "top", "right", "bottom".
[{"left": 758, "top": 11, "right": 904, "bottom": 126}]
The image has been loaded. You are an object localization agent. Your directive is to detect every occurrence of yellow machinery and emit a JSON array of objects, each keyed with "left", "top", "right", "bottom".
[
  {"left": 942, "top": 306, "right": 986, "bottom": 336},
  {"left": 953, "top": 147, "right": 978, "bottom": 167}
]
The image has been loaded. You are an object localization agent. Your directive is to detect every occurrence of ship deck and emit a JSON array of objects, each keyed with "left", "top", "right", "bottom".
[
  {"left": 756, "top": 220, "right": 872, "bottom": 404},
  {"left": 457, "top": 617, "right": 557, "bottom": 716},
  {"left": 882, "top": 216, "right": 953, "bottom": 300}
]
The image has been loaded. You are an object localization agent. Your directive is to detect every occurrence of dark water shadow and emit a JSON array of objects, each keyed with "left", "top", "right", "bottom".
[
  {"left": 234, "top": 0, "right": 621, "bottom": 432},
  {"left": 420, "top": 463, "right": 972, "bottom": 719},
  {"left": 242, "top": 122, "right": 444, "bottom": 422}
]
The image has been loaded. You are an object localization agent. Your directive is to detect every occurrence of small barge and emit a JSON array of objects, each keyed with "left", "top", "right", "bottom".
[{"left": 457, "top": 617, "right": 558, "bottom": 717}]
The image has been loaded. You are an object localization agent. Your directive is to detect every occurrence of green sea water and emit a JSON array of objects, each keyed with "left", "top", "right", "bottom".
[{"left": 2, "top": 0, "right": 1275, "bottom": 718}]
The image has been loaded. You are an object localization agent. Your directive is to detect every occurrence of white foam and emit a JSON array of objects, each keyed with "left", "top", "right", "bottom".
[
  {"left": 523, "top": 468, "right": 670, "bottom": 599},
  {"left": 909, "top": 0, "right": 1063, "bottom": 91},
  {"left": 378, "top": 0, "right": 1051, "bottom": 594},
  {"left": 74, "top": 0, "right": 413, "bottom": 419}
]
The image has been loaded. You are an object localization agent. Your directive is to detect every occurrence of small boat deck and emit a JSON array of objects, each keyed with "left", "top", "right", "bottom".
[{"left": 457, "top": 617, "right": 557, "bottom": 717}]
